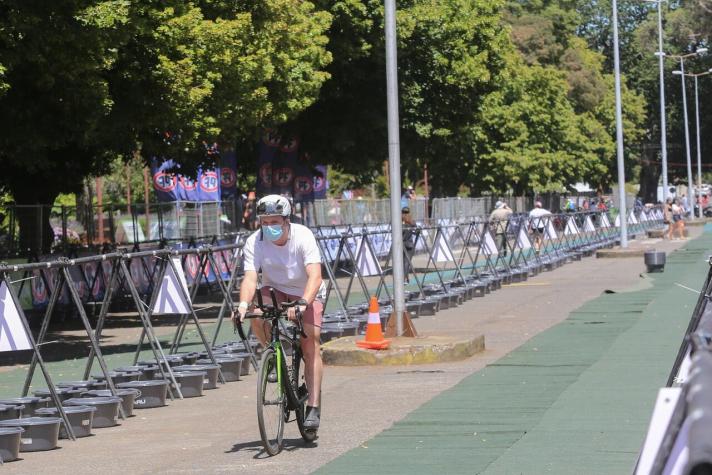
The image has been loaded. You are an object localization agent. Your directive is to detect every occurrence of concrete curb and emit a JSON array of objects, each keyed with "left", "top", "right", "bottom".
[{"left": 322, "top": 334, "right": 485, "bottom": 366}]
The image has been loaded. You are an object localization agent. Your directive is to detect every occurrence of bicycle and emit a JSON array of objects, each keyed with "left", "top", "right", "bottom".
[{"left": 236, "top": 287, "right": 318, "bottom": 456}]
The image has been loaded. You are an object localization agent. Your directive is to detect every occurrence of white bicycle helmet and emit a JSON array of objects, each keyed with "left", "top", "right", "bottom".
[{"left": 256, "top": 194, "right": 292, "bottom": 217}]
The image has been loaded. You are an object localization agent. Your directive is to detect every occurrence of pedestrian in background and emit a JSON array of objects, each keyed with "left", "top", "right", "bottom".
[
  {"left": 402, "top": 207, "right": 416, "bottom": 283},
  {"left": 529, "top": 201, "right": 551, "bottom": 253},
  {"left": 663, "top": 198, "right": 673, "bottom": 240},
  {"left": 489, "top": 201, "right": 512, "bottom": 256}
]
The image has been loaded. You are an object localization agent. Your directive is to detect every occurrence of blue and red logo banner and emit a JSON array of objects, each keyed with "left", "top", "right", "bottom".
[{"left": 151, "top": 158, "right": 224, "bottom": 202}]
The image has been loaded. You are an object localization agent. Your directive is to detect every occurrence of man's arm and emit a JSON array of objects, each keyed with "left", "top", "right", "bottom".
[
  {"left": 234, "top": 270, "right": 258, "bottom": 321},
  {"left": 301, "top": 263, "right": 322, "bottom": 305}
]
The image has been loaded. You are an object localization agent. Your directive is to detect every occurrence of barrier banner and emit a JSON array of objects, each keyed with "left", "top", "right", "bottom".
[
  {"left": 601, "top": 214, "right": 611, "bottom": 228},
  {"left": 431, "top": 231, "right": 455, "bottom": 262},
  {"left": 220, "top": 150, "right": 238, "bottom": 200},
  {"left": 153, "top": 257, "right": 191, "bottom": 315},
  {"left": 516, "top": 227, "right": 532, "bottom": 250},
  {"left": 546, "top": 220, "right": 558, "bottom": 240},
  {"left": 628, "top": 211, "right": 639, "bottom": 225},
  {"left": 0, "top": 281, "right": 33, "bottom": 352},
  {"left": 564, "top": 217, "right": 580, "bottom": 236},
  {"left": 355, "top": 238, "right": 381, "bottom": 277},
  {"left": 615, "top": 214, "right": 621, "bottom": 227},
  {"left": 479, "top": 231, "right": 499, "bottom": 255},
  {"left": 583, "top": 216, "right": 596, "bottom": 233}
]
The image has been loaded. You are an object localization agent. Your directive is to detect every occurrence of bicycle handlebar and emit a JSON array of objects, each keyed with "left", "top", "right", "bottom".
[{"left": 234, "top": 287, "right": 308, "bottom": 341}]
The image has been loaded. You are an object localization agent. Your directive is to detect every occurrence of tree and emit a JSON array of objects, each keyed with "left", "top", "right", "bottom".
[
  {"left": 291, "top": 0, "right": 512, "bottom": 196},
  {"left": 0, "top": 0, "right": 332, "bottom": 251},
  {"left": 470, "top": 58, "right": 612, "bottom": 194}
]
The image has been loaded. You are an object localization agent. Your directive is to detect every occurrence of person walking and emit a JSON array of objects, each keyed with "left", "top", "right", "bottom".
[
  {"left": 672, "top": 198, "right": 686, "bottom": 240},
  {"left": 529, "top": 201, "right": 552, "bottom": 253},
  {"left": 663, "top": 198, "right": 674, "bottom": 240},
  {"left": 489, "top": 201, "right": 512, "bottom": 256}
]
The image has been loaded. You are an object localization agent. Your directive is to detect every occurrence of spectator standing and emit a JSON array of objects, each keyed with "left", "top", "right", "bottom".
[
  {"left": 489, "top": 201, "right": 512, "bottom": 256},
  {"left": 402, "top": 207, "right": 416, "bottom": 283},
  {"left": 672, "top": 198, "right": 686, "bottom": 240}
]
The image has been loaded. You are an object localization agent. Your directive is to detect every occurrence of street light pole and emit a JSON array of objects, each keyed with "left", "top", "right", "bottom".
[
  {"left": 694, "top": 74, "right": 702, "bottom": 214},
  {"left": 678, "top": 59, "right": 695, "bottom": 218},
  {"left": 654, "top": 0, "right": 669, "bottom": 202},
  {"left": 612, "top": 0, "right": 628, "bottom": 247},
  {"left": 385, "top": 0, "right": 405, "bottom": 336}
]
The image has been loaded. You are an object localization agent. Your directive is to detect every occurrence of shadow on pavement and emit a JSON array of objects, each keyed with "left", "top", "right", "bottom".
[{"left": 226, "top": 437, "right": 318, "bottom": 459}]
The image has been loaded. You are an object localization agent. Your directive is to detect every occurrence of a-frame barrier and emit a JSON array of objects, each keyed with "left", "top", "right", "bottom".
[{"left": 0, "top": 266, "right": 76, "bottom": 439}]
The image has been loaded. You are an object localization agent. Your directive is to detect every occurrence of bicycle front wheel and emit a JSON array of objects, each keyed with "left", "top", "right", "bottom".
[{"left": 257, "top": 347, "right": 285, "bottom": 456}]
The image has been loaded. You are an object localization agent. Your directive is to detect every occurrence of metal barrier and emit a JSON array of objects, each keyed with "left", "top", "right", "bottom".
[{"left": 636, "top": 254, "right": 712, "bottom": 474}]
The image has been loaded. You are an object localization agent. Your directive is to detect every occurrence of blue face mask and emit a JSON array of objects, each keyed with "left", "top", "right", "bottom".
[{"left": 263, "top": 224, "right": 284, "bottom": 242}]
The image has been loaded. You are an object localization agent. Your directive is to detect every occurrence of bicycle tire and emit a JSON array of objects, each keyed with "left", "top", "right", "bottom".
[
  {"left": 292, "top": 351, "right": 318, "bottom": 442},
  {"left": 257, "top": 347, "right": 285, "bottom": 455}
]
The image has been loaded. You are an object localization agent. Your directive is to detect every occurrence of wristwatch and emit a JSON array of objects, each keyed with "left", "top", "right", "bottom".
[{"left": 238, "top": 301, "right": 249, "bottom": 310}]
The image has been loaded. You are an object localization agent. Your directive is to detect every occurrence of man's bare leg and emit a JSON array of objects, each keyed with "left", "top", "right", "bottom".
[{"left": 300, "top": 323, "right": 322, "bottom": 407}]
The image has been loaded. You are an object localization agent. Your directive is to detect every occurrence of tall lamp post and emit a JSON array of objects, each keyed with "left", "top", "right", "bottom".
[
  {"left": 384, "top": 0, "right": 406, "bottom": 336},
  {"left": 612, "top": 0, "right": 628, "bottom": 247},
  {"left": 643, "top": 0, "right": 669, "bottom": 202},
  {"left": 680, "top": 68, "right": 712, "bottom": 214},
  {"left": 669, "top": 48, "right": 708, "bottom": 218}
]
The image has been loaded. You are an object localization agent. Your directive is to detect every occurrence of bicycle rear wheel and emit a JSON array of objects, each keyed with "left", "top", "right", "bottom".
[
  {"left": 292, "top": 352, "right": 318, "bottom": 442},
  {"left": 257, "top": 347, "right": 285, "bottom": 455}
]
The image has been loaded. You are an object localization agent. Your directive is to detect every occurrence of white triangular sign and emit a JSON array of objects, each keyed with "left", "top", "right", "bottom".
[
  {"left": 0, "top": 281, "right": 33, "bottom": 352},
  {"left": 628, "top": 212, "right": 639, "bottom": 225},
  {"left": 479, "top": 231, "right": 499, "bottom": 255},
  {"left": 614, "top": 214, "right": 621, "bottom": 227},
  {"left": 431, "top": 232, "right": 455, "bottom": 262},
  {"left": 564, "top": 217, "right": 580, "bottom": 236},
  {"left": 601, "top": 214, "right": 611, "bottom": 228},
  {"left": 153, "top": 257, "right": 192, "bottom": 315},
  {"left": 640, "top": 211, "right": 649, "bottom": 222},
  {"left": 356, "top": 238, "right": 382, "bottom": 277},
  {"left": 516, "top": 227, "right": 532, "bottom": 250},
  {"left": 546, "top": 220, "right": 558, "bottom": 240},
  {"left": 583, "top": 216, "right": 596, "bottom": 233}
]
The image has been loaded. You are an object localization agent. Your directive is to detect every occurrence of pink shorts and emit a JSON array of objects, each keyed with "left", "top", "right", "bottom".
[{"left": 258, "top": 287, "right": 323, "bottom": 329}]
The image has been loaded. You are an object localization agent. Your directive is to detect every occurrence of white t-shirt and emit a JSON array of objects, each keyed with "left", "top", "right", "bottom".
[
  {"left": 529, "top": 208, "right": 551, "bottom": 229},
  {"left": 242, "top": 223, "right": 323, "bottom": 297}
]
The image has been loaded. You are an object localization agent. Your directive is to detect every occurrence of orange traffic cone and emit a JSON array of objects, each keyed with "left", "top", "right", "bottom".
[{"left": 356, "top": 297, "right": 390, "bottom": 350}]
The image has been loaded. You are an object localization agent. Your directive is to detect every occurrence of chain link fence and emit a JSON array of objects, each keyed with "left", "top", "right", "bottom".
[{"left": 0, "top": 192, "right": 638, "bottom": 257}]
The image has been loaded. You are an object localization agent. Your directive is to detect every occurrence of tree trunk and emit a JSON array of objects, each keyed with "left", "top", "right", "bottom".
[{"left": 639, "top": 145, "right": 660, "bottom": 203}]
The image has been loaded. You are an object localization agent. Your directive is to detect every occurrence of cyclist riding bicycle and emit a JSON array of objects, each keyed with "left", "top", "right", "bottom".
[{"left": 233, "top": 194, "right": 324, "bottom": 431}]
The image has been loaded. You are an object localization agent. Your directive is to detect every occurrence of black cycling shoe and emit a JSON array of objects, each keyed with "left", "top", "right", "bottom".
[{"left": 303, "top": 406, "right": 320, "bottom": 430}]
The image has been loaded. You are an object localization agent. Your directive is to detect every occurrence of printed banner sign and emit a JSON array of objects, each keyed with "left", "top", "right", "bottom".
[
  {"left": 153, "top": 258, "right": 192, "bottom": 315},
  {"left": 0, "top": 281, "right": 33, "bottom": 352}
]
